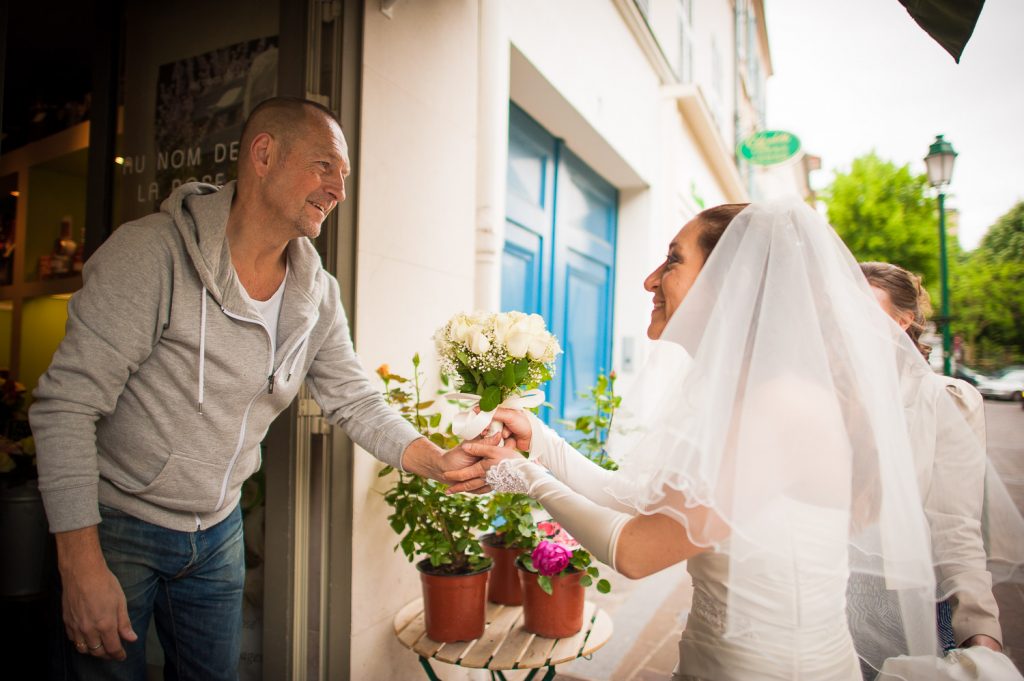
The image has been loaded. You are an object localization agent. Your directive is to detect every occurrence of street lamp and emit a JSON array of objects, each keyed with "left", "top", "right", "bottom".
[{"left": 924, "top": 134, "right": 958, "bottom": 376}]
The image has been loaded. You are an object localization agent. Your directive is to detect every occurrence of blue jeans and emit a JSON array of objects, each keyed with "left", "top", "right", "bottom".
[{"left": 67, "top": 504, "right": 245, "bottom": 681}]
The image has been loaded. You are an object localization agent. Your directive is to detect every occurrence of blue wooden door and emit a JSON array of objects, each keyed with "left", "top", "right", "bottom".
[
  {"left": 503, "top": 104, "right": 617, "bottom": 430},
  {"left": 502, "top": 105, "right": 555, "bottom": 318}
]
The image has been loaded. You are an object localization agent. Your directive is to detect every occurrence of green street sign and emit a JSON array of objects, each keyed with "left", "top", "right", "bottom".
[{"left": 738, "top": 130, "right": 801, "bottom": 166}]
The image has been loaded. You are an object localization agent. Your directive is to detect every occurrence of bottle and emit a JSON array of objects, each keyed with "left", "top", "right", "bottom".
[
  {"left": 51, "top": 215, "right": 77, "bottom": 276},
  {"left": 71, "top": 225, "right": 85, "bottom": 274}
]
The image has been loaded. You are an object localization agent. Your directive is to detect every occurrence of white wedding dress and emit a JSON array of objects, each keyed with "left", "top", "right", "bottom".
[{"left": 673, "top": 497, "right": 861, "bottom": 681}]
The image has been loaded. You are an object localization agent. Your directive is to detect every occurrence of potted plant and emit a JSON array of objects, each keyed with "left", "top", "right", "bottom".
[
  {"left": 517, "top": 520, "right": 611, "bottom": 639},
  {"left": 434, "top": 311, "right": 561, "bottom": 606},
  {"left": 377, "top": 356, "right": 493, "bottom": 643},
  {"left": 0, "top": 375, "right": 50, "bottom": 599},
  {"left": 481, "top": 492, "right": 537, "bottom": 605},
  {"left": 560, "top": 370, "right": 621, "bottom": 471}
]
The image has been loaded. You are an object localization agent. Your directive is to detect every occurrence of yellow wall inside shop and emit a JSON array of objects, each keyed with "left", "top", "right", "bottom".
[
  {"left": 26, "top": 154, "right": 88, "bottom": 281},
  {"left": 20, "top": 296, "right": 69, "bottom": 393},
  {"left": 0, "top": 303, "right": 11, "bottom": 373}
]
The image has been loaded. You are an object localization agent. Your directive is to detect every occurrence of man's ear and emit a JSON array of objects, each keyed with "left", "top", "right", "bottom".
[{"left": 248, "top": 132, "right": 274, "bottom": 178}]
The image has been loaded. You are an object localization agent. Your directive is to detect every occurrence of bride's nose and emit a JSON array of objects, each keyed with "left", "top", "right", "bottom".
[{"left": 644, "top": 264, "right": 663, "bottom": 293}]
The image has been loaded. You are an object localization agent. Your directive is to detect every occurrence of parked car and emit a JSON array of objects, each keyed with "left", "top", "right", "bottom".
[
  {"left": 953, "top": 365, "right": 987, "bottom": 387},
  {"left": 976, "top": 369, "right": 1024, "bottom": 401}
]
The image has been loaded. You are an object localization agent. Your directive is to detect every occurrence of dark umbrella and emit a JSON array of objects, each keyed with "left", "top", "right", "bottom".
[{"left": 898, "top": 0, "right": 985, "bottom": 63}]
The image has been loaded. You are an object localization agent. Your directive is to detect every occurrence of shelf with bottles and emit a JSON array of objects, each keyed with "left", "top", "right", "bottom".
[
  {"left": 0, "top": 118, "right": 89, "bottom": 297},
  {"left": 0, "top": 119, "right": 90, "bottom": 391}
]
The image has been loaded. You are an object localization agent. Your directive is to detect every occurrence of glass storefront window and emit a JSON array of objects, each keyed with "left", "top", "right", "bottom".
[{"left": 1, "top": 1, "right": 92, "bottom": 390}]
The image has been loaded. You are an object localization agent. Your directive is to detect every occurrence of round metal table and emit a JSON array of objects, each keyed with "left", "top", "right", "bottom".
[{"left": 393, "top": 598, "right": 613, "bottom": 681}]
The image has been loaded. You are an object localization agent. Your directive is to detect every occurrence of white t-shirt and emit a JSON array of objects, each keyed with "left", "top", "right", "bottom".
[{"left": 241, "top": 272, "right": 287, "bottom": 353}]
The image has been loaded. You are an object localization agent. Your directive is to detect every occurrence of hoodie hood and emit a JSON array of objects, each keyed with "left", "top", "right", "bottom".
[
  {"left": 161, "top": 180, "right": 327, "bottom": 317},
  {"left": 161, "top": 180, "right": 236, "bottom": 308}
]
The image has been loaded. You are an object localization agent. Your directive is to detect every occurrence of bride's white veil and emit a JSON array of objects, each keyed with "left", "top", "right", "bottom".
[{"left": 603, "top": 199, "right": 1024, "bottom": 676}]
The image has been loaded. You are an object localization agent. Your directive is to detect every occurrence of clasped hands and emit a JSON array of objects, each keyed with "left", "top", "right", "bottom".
[{"left": 442, "top": 407, "right": 534, "bottom": 494}]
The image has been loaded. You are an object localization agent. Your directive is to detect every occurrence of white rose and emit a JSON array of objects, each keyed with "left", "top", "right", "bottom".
[
  {"left": 493, "top": 313, "right": 515, "bottom": 346},
  {"left": 468, "top": 329, "right": 491, "bottom": 354},
  {"left": 527, "top": 335, "right": 550, "bottom": 360},
  {"left": 449, "top": 316, "right": 473, "bottom": 344},
  {"left": 505, "top": 331, "right": 530, "bottom": 358}
]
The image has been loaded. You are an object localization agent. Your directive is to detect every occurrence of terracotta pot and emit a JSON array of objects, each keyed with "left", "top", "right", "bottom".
[
  {"left": 481, "top": 533, "right": 527, "bottom": 605},
  {"left": 518, "top": 563, "right": 585, "bottom": 638},
  {"left": 417, "top": 558, "right": 492, "bottom": 642}
]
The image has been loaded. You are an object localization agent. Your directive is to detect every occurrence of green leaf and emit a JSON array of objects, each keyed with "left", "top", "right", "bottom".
[
  {"left": 416, "top": 401, "right": 434, "bottom": 410},
  {"left": 429, "top": 413, "right": 442, "bottom": 428},
  {"left": 479, "top": 385, "right": 502, "bottom": 412},
  {"left": 579, "top": 575, "right": 593, "bottom": 587},
  {"left": 502, "top": 364, "right": 517, "bottom": 389},
  {"left": 514, "top": 359, "right": 530, "bottom": 382},
  {"left": 538, "top": 575, "right": 553, "bottom": 596},
  {"left": 378, "top": 466, "right": 393, "bottom": 477},
  {"left": 587, "top": 566, "right": 599, "bottom": 577},
  {"left": 597, "top": 579, "right": 611, "bottom": 594},
  {"left": 456, "top": 349, "right": 472, "bottom": 367}
]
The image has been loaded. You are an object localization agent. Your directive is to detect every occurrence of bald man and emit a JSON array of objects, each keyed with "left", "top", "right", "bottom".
[{"left": 30, "top": 97, "right": 472, "bottom": 680}]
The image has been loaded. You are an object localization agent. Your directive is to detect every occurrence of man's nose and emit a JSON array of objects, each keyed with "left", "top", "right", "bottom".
[{"left": 324, "top": 174, "right": 346, "bottom": 204}]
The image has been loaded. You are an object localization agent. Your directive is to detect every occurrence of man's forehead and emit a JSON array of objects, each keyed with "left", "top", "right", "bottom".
[{"left": 301, "top": 119, "right": 350, "bottom": 166}]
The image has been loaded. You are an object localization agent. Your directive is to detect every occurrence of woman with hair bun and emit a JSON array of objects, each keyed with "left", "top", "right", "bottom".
[{"left": 853, "top": 262, "right": 1002, "bottom": 660}]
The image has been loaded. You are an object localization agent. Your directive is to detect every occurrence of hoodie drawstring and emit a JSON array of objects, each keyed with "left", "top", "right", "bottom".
[
  {"left": 198, "top": 286, "right": 207, "bottom": 414},
  {"left": 287, "top": 338, "right": 307, "bottom": 382}
]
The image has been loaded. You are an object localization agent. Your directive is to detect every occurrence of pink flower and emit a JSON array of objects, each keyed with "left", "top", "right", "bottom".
[
  {"left": 537, "top": 520, "right": 561, "bottom": 537},
  {"left": 531, "top": 541, "right": 571, "bottom": 576},
  {"left": 537, "top": 519, "right": 580, "bottom": 549},
  {"left": 554, "top": 531, "right": 580, "bottom": 549}
]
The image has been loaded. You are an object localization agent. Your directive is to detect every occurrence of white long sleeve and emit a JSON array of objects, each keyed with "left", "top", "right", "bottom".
[
  {"left": 504, "top": 457, "right": 631, "bottom": 570},
  {"left": 525, "top": 412, "right": 634, "bottom": 513}
]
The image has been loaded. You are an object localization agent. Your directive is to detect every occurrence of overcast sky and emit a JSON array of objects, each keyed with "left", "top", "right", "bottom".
[{"left": 765, "top": 0, "right": 1024, "bottom": 249}]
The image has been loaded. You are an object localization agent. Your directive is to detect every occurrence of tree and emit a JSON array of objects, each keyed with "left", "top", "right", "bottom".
[
  {"left": 822, "top": 152, "right": 938, "bottom": 286},
  {"left": 950, "top": 201, "right": 1024, "bottom": 367},
  {"left": 977, "top": 201, "right": 1024, "bottom": 263}
]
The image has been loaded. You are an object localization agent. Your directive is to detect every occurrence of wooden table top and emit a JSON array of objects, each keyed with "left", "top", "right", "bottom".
[{"left": 393, "top": 598, "right": 613, "bottom": 671}]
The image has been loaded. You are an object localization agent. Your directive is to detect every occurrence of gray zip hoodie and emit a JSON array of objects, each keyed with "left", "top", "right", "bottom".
[{"left": 30, "top": 181, "right": 421, "bottom": 533}]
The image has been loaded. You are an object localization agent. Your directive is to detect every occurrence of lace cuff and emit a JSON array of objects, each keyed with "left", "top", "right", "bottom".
[{"left": 485, "top": 459, "right": 530, "bottom": 494}]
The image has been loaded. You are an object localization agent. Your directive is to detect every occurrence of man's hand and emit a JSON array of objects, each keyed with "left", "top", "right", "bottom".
[
  {"left": 56, "top": 527, "right": 137, "bottom": 661},
  {"left": 962, "top": 634, "right": 1002, "bottom": 652},
  {"left": 444, "top": 438, "right": 526, "bottom": 494},
  {"left": 400, "top": 432, "right": 502, "bottom": 492}
]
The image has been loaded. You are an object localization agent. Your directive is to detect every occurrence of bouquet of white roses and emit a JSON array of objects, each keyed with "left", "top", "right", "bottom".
[{"left": 434, "top": 311, "right": 561, "bottom": 439}]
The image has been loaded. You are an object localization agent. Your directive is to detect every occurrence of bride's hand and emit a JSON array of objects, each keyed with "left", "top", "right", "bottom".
[
  {"left": 489, "top": 407, "right": 533, "bottom": 452},
  {"left": 963, "top": 634, "right": 1002, "bottom": 652},
  {"left": 444, "top": 438, "right": 523, "bottom": 494}
]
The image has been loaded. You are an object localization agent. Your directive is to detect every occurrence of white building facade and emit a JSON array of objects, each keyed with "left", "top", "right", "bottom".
[{"left": 347, "top": 1, "right": 798, "bottom": 678}]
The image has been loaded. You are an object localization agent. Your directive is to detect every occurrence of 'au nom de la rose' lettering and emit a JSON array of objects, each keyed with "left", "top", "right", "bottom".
[
  {"left": 157, "top": 147, "right": 203, "bottom": 170},
  {"left": 136, "top": 172, "right": 228, "bottom": 203}
]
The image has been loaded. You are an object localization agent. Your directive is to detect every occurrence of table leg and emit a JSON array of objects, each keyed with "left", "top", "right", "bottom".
[
  {"left": 521, "top": 667, "right": 557, "bottom": 681},
  {"left": 418, "top": 656, "right": 443, "bottom": 681}
]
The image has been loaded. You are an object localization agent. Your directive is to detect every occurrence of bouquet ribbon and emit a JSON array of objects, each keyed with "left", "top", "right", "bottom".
[{"left": 444, "top": 389, "right": 546, "bottom": 440}]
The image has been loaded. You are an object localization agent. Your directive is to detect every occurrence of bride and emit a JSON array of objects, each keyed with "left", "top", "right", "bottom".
[{"left": 449, "top": 199, "right": 1022, "bottom": 680}]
